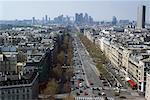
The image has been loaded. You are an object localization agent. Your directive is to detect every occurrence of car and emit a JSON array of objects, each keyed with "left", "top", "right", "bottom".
[
  {"left": 102, "top": 87, "right": 105, "bottom": 90},
  {"left": 84, "top": 92, "right": 88, "bottom": 95},
  {"left": 90, "top": 82, "right": 93, "bottom": 85},
  {"left": 86, "top": 85, "right": 90, "bottom": 88},
  {"left": 103, "top": 82, "right": 109, "bottom": 86},
  {"left": 100, "top": 78, "right": 105, "bottom": 80},
  {"left": 97, "top": 87, "right": 101, "bottom": 91},
  {"left": 79, "top": 83, "right": 82, "bottom": 87},
  {"left": 104, "top": 84, "right": 109, "bottom": 86},
  {"left": 121, "top": 78, "right": 124, "bottom": 81},
  {"left": 89, "top": 80, "right": 93, "bottom": 85},
  {"left": 92, "top": 87, "right": 97, "bottom": 90},
  {"left": 71, "top": 88, "right": 74, "bottom": 91},
  {"left": 83, "top": 86, "right": 87, "bottom": 90},
  {"left": 120, "top": 96, "right": 127, "bottom": 99},
  {"left": 76, "top": 92, "right": 80, "bottom": 96},
  {"left": 102, "top": 81, "right": 107, "bottom": 83},
  {"left": 80, "top": 90, "right": 83, "bottom": 93},
  {"left": 79, "top": 78, "right": 84, "bottom": 81},
  {"left": 76, "top": 87, "right": 79, "bottom": 89},
  {"left": 101, "top": 92, "right": 106, "bottom": 96},
  {"left": 98, "top": 92, "right": 101, "bottom": 96},
  {"left": 73, "top": 76, "right": 76, "bottom": 79}
]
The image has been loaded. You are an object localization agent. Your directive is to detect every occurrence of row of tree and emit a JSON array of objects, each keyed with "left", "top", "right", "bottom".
[
  {"left": 42, "top": 33, "right": 74, "bottom": 99},
  {"left": 80, "top": 35, "right": 111, "bottom": 79}
]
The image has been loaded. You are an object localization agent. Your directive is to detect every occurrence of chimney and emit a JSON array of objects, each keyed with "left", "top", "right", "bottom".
[
  {"left": 19, "top": 73, "right": 21, "bottom": 80},
  {"left": 5, "top": 75, "right": 7, "bottom": 81}
]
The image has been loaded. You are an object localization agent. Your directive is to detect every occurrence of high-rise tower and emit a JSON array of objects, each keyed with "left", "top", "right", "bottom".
[{"left": 137, "top": 5, "right": 146, "bottom": 28}]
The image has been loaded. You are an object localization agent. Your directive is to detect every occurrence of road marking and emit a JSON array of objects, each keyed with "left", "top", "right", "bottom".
[
  {"left": 75, "top": 96, "right": 114, "bottom": 100},
  {"left": 106, "top": 97, "right": 115, "bottom": 100},
  {"left": 75, "top": 97, "right": 105, "bottom": 100}
]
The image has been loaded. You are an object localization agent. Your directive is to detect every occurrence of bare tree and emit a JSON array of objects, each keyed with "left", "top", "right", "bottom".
[
  {"left": 57, "top": 51, "right": 65, "bottom": 65},
  {"left": 43, "top": 79, "right": 58, "bottom": 96},
  {"left": 63, "top": 94, "right": 74, "bottom": 100},
  {"left": 53, "top": 64, "right": 63, "bottom": 80}
]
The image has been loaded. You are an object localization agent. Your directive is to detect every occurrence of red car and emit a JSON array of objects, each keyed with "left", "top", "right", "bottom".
[{"left": 84, "top": 92, "right": 88, "bottom": 95}]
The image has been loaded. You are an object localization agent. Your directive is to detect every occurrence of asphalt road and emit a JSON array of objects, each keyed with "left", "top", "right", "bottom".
[{"left": 71, "top": 34, "right": 114, "bottom": 99}]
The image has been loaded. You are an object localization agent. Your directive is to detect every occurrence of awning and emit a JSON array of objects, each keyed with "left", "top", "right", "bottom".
[{"left": 127, "top": 80, "right": 136, "bottom": 87}]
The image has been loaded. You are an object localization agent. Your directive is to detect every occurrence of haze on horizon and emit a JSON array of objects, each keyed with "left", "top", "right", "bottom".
[{"left": 0, "top": 0, "right": 150, "bottom": 23}]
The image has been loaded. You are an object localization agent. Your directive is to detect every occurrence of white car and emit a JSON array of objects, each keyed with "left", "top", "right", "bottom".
[
  {"left": 101, "top": 92, "right": 106, "bottom": 96},
  {"left": 79, "top": 83, "right": 82, "bottom": 87}
]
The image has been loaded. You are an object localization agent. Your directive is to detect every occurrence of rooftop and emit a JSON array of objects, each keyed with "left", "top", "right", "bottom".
[{"left": 0, "top": 70, "right": 38, "bottom": 87}]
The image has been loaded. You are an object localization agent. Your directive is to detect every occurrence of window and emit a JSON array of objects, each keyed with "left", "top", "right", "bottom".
[
  {"left": 27, "top": 88, "right": 29, "bottom": 92},
  {"left": 16, "top": 95, "right": 19, "bottom": 100},
  {"left": 16, "top": 89, "right": 19, "bottom": 93},
  {"left": 23, "top": 95, "right": 25, "bottom": 100},
  {"left": 12, "top": 95, "right": 15, "bottom": 100},
  {"left": 23, "top": 88, "right": 25, "bottom": 92},
  {"left": 139, "top": 77, "right": 141, "bottom": 80},
  {"left": 2, "top": 96, "right": 5, "bottom": 100},
  {"left": 12, "top": 89, "right": 14, "bottom": 93},
  {"left": 27, "top": 94, "right": 29, "bottom": 99},
  {"left": 139, "top": 73, "right": 141, "bottom": 75},
  {"left": 8, "top": 90, "right": 10, "bottom": 94},
  {"left": 9, "top": 65, "right": 11, "bottom": 70},
  {"left": 8, "top": 95, "right": 11, "bottom": 99}
]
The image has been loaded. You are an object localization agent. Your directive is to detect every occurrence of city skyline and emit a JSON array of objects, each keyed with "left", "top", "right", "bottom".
[
  {"left": 0, "top": 0, "right": 150, "bottom": 22},
  {"left": 1, "top": 1, "right": 150, "bottom": 100}
]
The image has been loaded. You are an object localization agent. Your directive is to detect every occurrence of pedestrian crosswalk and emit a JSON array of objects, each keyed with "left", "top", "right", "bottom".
[
  {"left": 75, "top": 97, "right": 104, "bottom": 100},
  {"left": 91, "top": 86, "right": 128, "bottom": 92},
  {"left": 75, "top": 97, "right": 114, "bottom": 100},
  {"left": 107, "top": 97, "right": 114, "bottom": 100}
]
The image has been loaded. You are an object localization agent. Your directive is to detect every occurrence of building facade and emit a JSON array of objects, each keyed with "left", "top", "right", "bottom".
[
  {"left": 137, "top": 5, "right": 146, "bottom": 28},
  {"left": 0, "top": 71, "right": 39, "bottom": 100}
]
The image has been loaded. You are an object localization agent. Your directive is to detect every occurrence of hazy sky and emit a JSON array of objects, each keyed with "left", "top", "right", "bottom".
[{"left": 0, "top": 0, "right": 150, "bottom": 22}]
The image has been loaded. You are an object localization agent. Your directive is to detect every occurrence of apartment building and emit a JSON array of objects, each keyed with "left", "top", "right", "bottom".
[
  {"left": 84, "top": 27, "right": 150, "bottom": 95},
  {"left": 0, "top": 70, "right": 39, "bottom": 100},
  {"left": 145, "top": 71, "right": 150, "bottom": 100},
  {"left": 0, "top": 52, "right": 18, "bottom": 73}
]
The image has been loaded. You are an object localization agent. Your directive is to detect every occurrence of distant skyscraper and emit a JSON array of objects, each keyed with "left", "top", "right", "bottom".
[
  {"left": 32, "top": 17, "right": 35, "bottom": 25},
  {"left": 89, "top": 16, "right": 93, "bottom": 24},
  {"left": 79, "top": 13, "right": 84, "bottom": 23},
  {"left": 112, "top": 16, "right": 117, "bottom": 25},
  {"left": 45, "top": 15, "right": 48, "bottom": 23},
  {"left": 42, "top": 17, "right": 44, "bottom": 24},
  {"left": 75, "top": 13, "right": 79, "bottom": 24},
  {"left": 84, "top": 13, "right": 89, "bottom": 23},
  {"left": 75, "top": 13, "right": 84, "bottom": 24},
  {"left": 49, "top": 17, "right": 51, "bottom": 22},
  {"left": 137, "top": 5, "right": 146, "bottom": 28},
  {"left": 75, "top": 13, "right": 79, "bottom": 23}
]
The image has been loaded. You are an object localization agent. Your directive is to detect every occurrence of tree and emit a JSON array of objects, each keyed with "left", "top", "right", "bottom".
[
  {"left": 43, "top": 79, "right": 58, "bottom": 95},
  {"left": 65, "top": 68, "right": 74, "bottom": 81},
  {"left": 64, "top": 81, "right": 71, "bottom": 93},
  {"left": 66, "top": 49, "right": 72, "bottom": 65},
  {"left": 17, "top": 51, "right": 27, "bottom": 62},
  {"left": 57, "top": 51, "right": 65, "bottom": 65},
  {"left": 63, "top": 94, "right": 74, "bottom": 100},
  {"left": 53, "top": 64, "right": 63, "bottom": 80}
]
